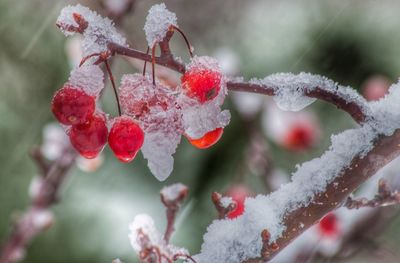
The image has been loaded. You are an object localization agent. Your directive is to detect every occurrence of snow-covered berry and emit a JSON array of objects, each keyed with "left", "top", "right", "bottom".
[
  {"left": 51, "top": 85, "right": 95, "bottom": 125},
  {"left": 69, "top": 112, "right": 108, "bottom": 159},
  {"left": 187, "top": 128, "right": 223, "bottom": 149},
  {"left": 181, "top": 56, "right": 222, "bottom": 104},
  {"left": 225, "top": 185, "right": 250, "bottom": 219},
  {"left": 108, "top": 116, "right": 144, "bottom": 163}
]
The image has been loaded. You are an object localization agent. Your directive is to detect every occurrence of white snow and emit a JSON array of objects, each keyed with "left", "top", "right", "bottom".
[
  {"left": 57, "top": 4, "right": 127, "bottom": 56},
  {"left": 161, "top": 183, "right": 188, "bottom": 201},
  {"left": 144, "top": 3, "right": 177, "bottom": 47},
  {"left": 220, "top": 197, "right": 234, "bottom": 208},
  {"left": 128, "top": 214, "right": 188, "bottom": 260},
  {"left": 68, "top": 65, "right": 104, "bottom": 97}
]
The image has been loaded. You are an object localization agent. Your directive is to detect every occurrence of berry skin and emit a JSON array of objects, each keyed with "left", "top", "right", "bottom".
[
  {"left": 187, "top": 128, "right": 223, "bottom": 149},
  {"left": 108, "top": 116, "right": 144, "bottom": 163},
  {"left": 283, "top": 124, "right": 315, "bottom": 151},
  {"left": 225, "top": 185, "right": 250, "bottom": 219},
  {"left": 51, "top": 86, "right": 95, "bottom": 125},
  {"left": 318, "top": 213, "right": 339, "bottom": 237},
  {"left": 181, "top": 69, "right": 222, "bottom": 103},
  {"left": 69, "top": 113, "right": 108, "bottom": 159}
]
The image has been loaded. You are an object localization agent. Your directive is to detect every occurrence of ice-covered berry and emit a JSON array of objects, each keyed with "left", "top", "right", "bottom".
[
  {"left": 108, "top": 116, "right": 144, "bottom": 163},
  {"left": 187, "top": 128, "right": 223, "bottom": 149},
  {"left": 181, "top": 56, "right": 222, "bottom": 104},
  {"left": 51, "top": 86, "right": 95, "bottom": 125},
  {"left": 225, "top": 185, "right": 250, "bottom": 219},
  {"left": 69, "top": 113, "right": 108, "bottom": 159}
]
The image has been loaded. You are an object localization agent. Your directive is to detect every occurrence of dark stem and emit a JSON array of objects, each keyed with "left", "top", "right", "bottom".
[
  {"left": 104, "top": 60, "right": 122, "bottom": 116},
  {"left": 171, "top": 25, "right": 194, "bottom": 58},
  {"left": 142, "top": 46, "right": 150, "bottom": 76}
]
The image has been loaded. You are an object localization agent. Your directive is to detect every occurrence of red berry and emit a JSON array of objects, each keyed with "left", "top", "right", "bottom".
[
  {"left": 181, "top": 69, "right": 222, "bottom": 103},
  {"left": 187, "top": 128, "right": 223, "bottom": 149},
  {"left": 51, "top": 86, "right": 95, "bottom": 125},
  {"left": 69, "top": 113, "right": 108, "bottom": 159},
  {"left": 318, "top": 213, "right": 339, "bottom": 237},
  {"left": 108, "top": 116, "right": 144, "bottom": 163},
  {"left": 225, "top": 185, "right": 250, "bottom": 219},
  {"left": 283, "top": 124, "right": 315, "bottom": 151}
]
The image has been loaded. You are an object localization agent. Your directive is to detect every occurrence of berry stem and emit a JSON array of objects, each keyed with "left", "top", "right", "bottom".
[
  {"left": 151, "top": 44, "right": 156, "bottom": 85},
  {"left": 104, "top": 60, "right": 122, "bottom": 116},
  {"left": 142, "top": 46, "right": 150, "bottom": 76},
  {"left": 171, "top": 25, "right": 193, "bottom": 58},
  {"left": 79, "top": 53, "right": 101, "bottom": 67}
]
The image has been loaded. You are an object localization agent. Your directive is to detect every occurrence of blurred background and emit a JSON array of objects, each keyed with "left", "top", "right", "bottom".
[{"left": 1, "top": 0, "right": 400, "bottom": 262}]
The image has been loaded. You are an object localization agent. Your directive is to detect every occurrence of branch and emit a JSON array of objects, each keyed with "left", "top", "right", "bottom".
[
  {"left": 211, "top": 192, "right": 236, "bottom": 219},
  {"left": 0, "top": 147, "right": 76, "bottom": 263},
  {"left": 344, "top": 179, "right": 400, "bottom": 209}
]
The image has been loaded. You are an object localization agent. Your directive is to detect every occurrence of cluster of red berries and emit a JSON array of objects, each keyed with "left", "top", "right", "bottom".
[
  {"left": 51, "top": 62, "right": 225, "bottom": 162},
  {"left": 51, "top": 85, "right": 144, "bottom": 162}
]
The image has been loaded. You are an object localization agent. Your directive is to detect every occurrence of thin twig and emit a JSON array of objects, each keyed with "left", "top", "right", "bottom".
[{"left": 211, "top": 192, "right": 236, "bottom": 219}]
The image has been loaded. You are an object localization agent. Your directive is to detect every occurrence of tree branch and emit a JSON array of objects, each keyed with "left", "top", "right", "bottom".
[{"left": 0, "top": 147, "right": 76, "bottom": 263}]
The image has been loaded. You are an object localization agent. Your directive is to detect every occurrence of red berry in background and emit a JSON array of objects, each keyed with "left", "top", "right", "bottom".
[
  {"left": 187, "top": 128, "right": 223, "bottom": 149},
  {"left": 225, "top": 185, "right": 250, "bottom": 219},
  {"left": 51, "top": 86, "right": 95, "bottom": 125},
  {"left": 318, "top": 213, "right": 340, "bottom": 237},
  {"left": 181, "top": 68, "right": 222, "bottom": 103},
  {"left": 362, "top": 75, "right": 390, "bottom": 101},
  {"left": 69, "top": 113, "right": 108, "bottom": 159},
  {"left": 108, "top": 116, "right": 144, "bottom": 163},
  {"left": 283, "top": 123, "right": 316, "bottom": 151}
]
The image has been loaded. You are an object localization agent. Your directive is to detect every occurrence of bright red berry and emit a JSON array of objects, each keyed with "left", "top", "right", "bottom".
[
  {"left": 187, "top": 128, "right": 223, "bottom": 149},
  {"left": 283, "top": 124, "right": 315, "bottom": 151},
  {"left": 69, "top": 113, "right": 108, "bottom": 159},
  {"left": 226, "top": 185, "right": 250, "bottom": 219},
  {"left": 318, "top": 213, "right": 339, "bottom": 237},
  {"left": 181, "top": 68, "right": 222, "bottom": 103},
  {"left": 51, "top": 86, "right": 95, "bottom": 125},
  {"left": 108, "top": 116, "right": 144, "bottom": 163}
]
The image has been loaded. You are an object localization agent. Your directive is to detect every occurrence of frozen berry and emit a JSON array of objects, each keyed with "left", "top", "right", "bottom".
[
  {"left": 108, "top": 116, "right": 144, "bottom": 163},
  {"left": 51, "top": 86, "right": 95, "bottom": 125},
  {"left": 362, "top": 75, "right": 390, "bottom": 101},
  {"left": 225, "top": 185, "right": 250, "bottom": 219},
  {"left": 318, "top": 213, "right": 339, "bottom": 237},
  {"left": 69, "top": 113, "right": 108, "bottom": 159},
  {"left": 187, "top": 128, "right": 223, "bottom": 149},
  {"left": 181, "top": 68, "right": 222, "bottom": 103},
  {"left": 283, "top": 124, "right": 315, "bottom": 151}
]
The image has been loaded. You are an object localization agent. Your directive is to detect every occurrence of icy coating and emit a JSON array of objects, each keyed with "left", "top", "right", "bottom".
[
  {"left": 68, "top": 65, "right": 104, "bottom": 97},
  {"left": 57, "top": 4, "right": 127, "bottom": 56},
  {"left": 247, "top": 72, "right": 370, "bottom": 113},
  {"left": 144, "top": 3, "right": 177, "bottom": 47},
  {"left": 195, "top": 78, "right": 400, "bottom": 263}
]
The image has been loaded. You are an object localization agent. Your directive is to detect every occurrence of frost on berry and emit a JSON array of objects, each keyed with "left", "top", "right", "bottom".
[
  {"left": 51, "top": 86, "right": 96, "bottom": 126},
  {"left": 68, "top": 65, "right": 104, "bottom": 97},
  {"left": 108, "top": 116, "right": 144, "bottom": 163},
  {"left": 144, "top": 3, "right": 177, "bottom": 47},
  {"left": 57, "top": 4, "right": 127, "bottom": 56},
  {"left": 69, "top": 112, "right": 108, "bottom": 159},
  {"left": 119, "top": 74, "right": 183, "bottom": 181},
  {"left": 182, "top": 56, "right": 222, "bottom": 103}
]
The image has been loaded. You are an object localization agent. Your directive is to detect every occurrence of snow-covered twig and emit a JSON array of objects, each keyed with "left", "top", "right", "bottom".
[
  {"left": 0, "top": 146, "right": 76, "bottom": 263},
  {"left": 160, "top": 183, "right": 188, "bottom": 243},
  {"left": 344, "top": 179, "right": 400, "bottom": 209},
  {"left": 211, "top": 192, "right": 236, "bottom": 219}
]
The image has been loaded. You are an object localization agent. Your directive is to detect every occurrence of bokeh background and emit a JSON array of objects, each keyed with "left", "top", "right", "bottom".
[{"left": 1, "top": 0, "right": 400, "bottom": 262}]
